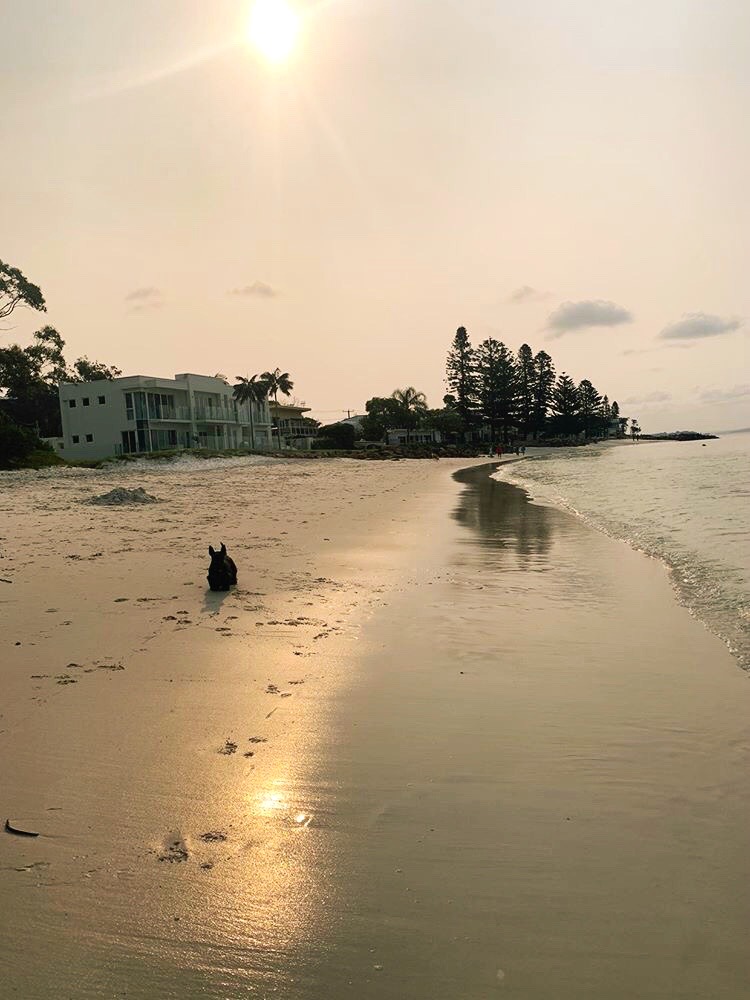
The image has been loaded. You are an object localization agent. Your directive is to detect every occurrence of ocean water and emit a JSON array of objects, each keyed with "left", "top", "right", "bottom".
[{"left": 495, "top": 431, "right": 750, "bottom": 670}]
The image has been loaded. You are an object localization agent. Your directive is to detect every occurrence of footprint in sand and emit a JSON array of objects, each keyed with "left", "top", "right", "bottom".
[
  {"left": 198, "top": 831, "right": 227, "bottom": 843},
  {"left": 218, "top": 739, "right": 238, "bottom": 755},
  {"left": 158, "top": 836, "right": 189, "bottom": 863}
]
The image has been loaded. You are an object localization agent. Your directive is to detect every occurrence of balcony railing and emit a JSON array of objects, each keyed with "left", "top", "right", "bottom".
[
  {"left": 149, "top": 406, "right": 192, "bottom": 421},
  {"left": 194, "top": 406, "right": 239, "bottom": 423}
]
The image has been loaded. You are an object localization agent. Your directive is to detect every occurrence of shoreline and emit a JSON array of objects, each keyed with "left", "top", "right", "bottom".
[
  {"left": 494, "top": 437, "right": 750, "bottom": 672},
  {"left": 1, "top": 459, "right": 748, "bottom": 998}
]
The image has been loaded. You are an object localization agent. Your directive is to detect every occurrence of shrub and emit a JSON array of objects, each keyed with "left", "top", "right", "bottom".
[
  {"left": 0, "top": 415, "right": 52, "bottom": 469},
  {"left": 317, "top": 422, "right": 357, "bottom": 450}
]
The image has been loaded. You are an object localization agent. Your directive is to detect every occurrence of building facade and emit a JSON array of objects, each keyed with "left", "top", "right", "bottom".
[
  {"left": 58, "top": 373, "right": 272, "bottom": 461},
  {"left": 268, "top": 401, "right": 317, "bottom": 450}
]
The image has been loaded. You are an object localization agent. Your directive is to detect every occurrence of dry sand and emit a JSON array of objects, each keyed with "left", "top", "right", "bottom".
[{"left": 0, "top": 457, "right": 748, "bottom": 998}]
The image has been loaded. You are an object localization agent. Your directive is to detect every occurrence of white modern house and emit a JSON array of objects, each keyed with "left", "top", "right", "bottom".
[{"left": 58, "top": 373, "right": 273, "bottom": 461}]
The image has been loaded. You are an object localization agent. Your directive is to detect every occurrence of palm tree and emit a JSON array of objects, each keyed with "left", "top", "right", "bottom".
[
  {"left": 233, "top": 374, "right": 270, "bottom": 449},
  {"left": 259, "top": 369, "right": 294, "bottom": 449},
  {"left": 260, "top": 368, "right": 294, "bottom": 404},
  {"left": 391, "top": 386, "right": 428, "bottom": 443}
]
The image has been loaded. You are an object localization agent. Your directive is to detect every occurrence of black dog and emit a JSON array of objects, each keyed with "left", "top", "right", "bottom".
[{"left": 207, "top": 543, "right": 237, "bottom": 591}]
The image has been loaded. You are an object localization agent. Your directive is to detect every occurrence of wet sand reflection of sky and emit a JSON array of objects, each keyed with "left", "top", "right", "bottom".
[{"left": 452, "top": 465, "right": 554, "bottom": 568}]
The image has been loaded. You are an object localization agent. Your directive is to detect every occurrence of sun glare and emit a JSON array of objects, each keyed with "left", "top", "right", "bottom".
[{"left": 247, "top": 0, "right": 300, "bottom": 64}]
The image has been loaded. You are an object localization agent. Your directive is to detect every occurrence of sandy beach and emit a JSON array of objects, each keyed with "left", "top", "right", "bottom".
[{"left": 1, "top": 457, "right": 748, "bottom": 999}]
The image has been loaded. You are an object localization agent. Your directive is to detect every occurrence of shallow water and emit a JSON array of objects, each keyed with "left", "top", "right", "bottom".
[
  {"left": 309, "top": 468, "right": 750, "bottom": 998},
  {"left": 496, "top": 432, "right": 750, "bottom": 668}
]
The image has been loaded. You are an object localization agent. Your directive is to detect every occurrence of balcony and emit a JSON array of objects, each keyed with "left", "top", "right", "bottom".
[
  {"left": 195, "top": 406, "right": 239, "bottom": 423},
  {"left": 148, "top": 406, "right": 192, "bottom": 422}
]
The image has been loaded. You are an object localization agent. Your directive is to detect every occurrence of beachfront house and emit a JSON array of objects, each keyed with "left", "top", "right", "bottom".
[
  {"left": 269, "top": 400, "right": 318, "bottom": 449},
  {"left": 57, "top": 373, "right": 273, "bottom": 461},
  {"left": 386, "top": 427, "right": 443, "bottom": 446}
]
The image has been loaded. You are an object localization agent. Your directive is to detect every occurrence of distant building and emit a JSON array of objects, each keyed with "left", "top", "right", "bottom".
[
  {"left": 58, "top": 373, "right": 272, "bottom": 461},
  {"left": 386, "top": 428, "right": 443, "bottom": 446},
  {"left": 334, "top": 414, "right": 366, "bottom": 430},
  {"left": 269, "top": 400, "right": 317, "bottom": 449}
]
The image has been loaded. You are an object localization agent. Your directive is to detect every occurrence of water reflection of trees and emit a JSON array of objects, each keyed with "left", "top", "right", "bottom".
[{"left": 452, "top": 465, "right": 553, "bottom": 566}]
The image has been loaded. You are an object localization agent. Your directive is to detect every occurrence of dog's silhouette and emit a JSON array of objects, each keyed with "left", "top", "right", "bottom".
[{"left": 207, "top": 543, "right": 237, "bottom": 591}]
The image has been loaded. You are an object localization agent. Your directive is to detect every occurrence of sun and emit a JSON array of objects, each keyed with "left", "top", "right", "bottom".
[{"left": 247, "top": 0, "right": 300, "bottom": 64}]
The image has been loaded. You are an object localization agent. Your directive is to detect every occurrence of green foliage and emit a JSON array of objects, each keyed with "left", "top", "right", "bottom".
[
  {"left": 423, "top": 406, "right": 464, "bottom": 438},
  {"left": 361, "top": 396, "right": 403, "bottom": 440},
  {"left": 0, "top": 412, "right": 50, "bottom": 468},
  {"left": 549, "top": 372, "right": 581, "bottom": 436},
  {"left": 516, "top": 344, "right": 534, "bottom": 438},
  {"left": 577, "top": 379, "right": 602, "bottom": 438},
  {"left": 445, "top": 326, "right": 478, "bottom": 429},
  {"left": 233, "top": 373, "right": 270, "bottom": 406},
  {"left": 317, "top": 421, "right": 356, "bottom": 449},
  {"left": 71, "top": 357, "right": 122, "bottom": 382},
  {"left": 0, "top": 260, "right": 46, "bottom": 321},
  {"left": 0, "top": 327, "right": 121, "bottom": 436},
  {"left": 531, "top": 351, "right": 555, "bottom": 437},
  {"left": 390, "top": 386, "right": 428, "bottom": 439},
  {"left": 442, "top": 325, "right": 626, "bottom": 441},
  {"left": 260, "top": 368, "right": 294, "bottom": 403},
  {"left": 475, "top": 338, "right": 517, "bottom": 442}
]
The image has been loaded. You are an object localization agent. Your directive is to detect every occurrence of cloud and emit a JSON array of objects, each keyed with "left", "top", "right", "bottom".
[
  {"left": 547, "top": 299, "right": 633, "bottom": 337},
  {"left": 659, "top": 313, "right": 742, "bottom": 341},
  {"left": 699, "top": 384, "right": 750, "bottom": 404},
  {"left": 125, "top": 286, "right": 163, "bottom": 313},
  {"left": 125, "top": 286, "right": 161, "bottom": 301},
  {"left": 622, "top": 391, "right": 672, "bottom": 405},
  {"left": 229, "top": 281, "right": 279, "bottom": 299},
  {"left": 508, "top": 285, "right": 551, "bottom": 304}
]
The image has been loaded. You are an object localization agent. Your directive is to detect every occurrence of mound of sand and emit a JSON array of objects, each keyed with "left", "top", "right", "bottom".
[{"left": 88, "top": 487, "right": 159, "bottom": 506}]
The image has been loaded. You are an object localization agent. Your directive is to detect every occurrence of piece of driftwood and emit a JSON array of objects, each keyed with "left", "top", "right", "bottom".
[{"left": 4, "top": 819, "right": 39, "bottom": 837}]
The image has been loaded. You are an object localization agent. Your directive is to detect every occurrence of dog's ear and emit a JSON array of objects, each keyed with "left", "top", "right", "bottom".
[
  {"left": 209, "top": 545, "right": 215, "bottom": 556},
  {"left": 220, "top": 543, "right": 226, "bottom": 554}
]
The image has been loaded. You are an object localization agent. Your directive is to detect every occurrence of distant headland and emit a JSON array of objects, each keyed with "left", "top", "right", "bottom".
[{"left": 639, "top": 431, "right": 718, "bottom": 441}]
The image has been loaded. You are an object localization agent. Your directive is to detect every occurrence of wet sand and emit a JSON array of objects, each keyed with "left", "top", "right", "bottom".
[{"left": 1, "top": 459, "right": 748, "bottom": 998}]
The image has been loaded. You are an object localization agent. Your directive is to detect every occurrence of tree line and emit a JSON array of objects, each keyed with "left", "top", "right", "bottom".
[
  {"left": 0, "top": 256, "right": 632, "bottom": 465},
  {"left": 360, "top": 328, "right": 629, "bottom": 444}
]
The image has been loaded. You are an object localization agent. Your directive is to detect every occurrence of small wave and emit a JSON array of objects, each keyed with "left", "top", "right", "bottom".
[{"left": 494, "top": 449, "right": 750, "bottom": 671}]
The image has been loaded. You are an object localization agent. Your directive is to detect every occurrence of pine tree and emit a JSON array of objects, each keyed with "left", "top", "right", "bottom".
[
  {"left": 610, "top": 400, "right": 622, "bottom": 437},
  {"left": 531, "top": 350, "right": 556, "bottom": 438},
  {"left": 550, "top": 372, "right": 581, "bottom": 437},
  {"left": 577, "top": 379, "right": 602, "bottom": 439},
  {"left": 516, "top": 344, "right": 534, "bottom": 440},
  {"left": 475, "top": 338, "right": 518, "bottom": 443},
  {"left": 445, "top": 327, "right": 477, "bottom": 433}
]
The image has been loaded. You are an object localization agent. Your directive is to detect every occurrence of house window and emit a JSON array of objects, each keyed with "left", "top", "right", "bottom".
[
  {"left": 86, "top": 434, "right": 93, "bottom": 442},
  {"left": 121, "top": 430, "right": 137, "bottom": 453},
  {"left": 98, "top": 395, "right": 106, "bottom": 404},
  {"left": 72, "top": 435, "right": 79, "bottom": 443},
  {"left": 69, "top": 399, "right": 76, "bottom": 408},
  {"left": 83, "top": 397, "right": 90, "bottom": 406}
]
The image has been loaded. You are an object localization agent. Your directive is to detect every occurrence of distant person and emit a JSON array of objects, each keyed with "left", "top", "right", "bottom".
[
  {"left": 521, "top": 445, "right": 526, "bottom": 455},
  {"left": 496, "top": 444, "right": 503, "bottom": 458}
]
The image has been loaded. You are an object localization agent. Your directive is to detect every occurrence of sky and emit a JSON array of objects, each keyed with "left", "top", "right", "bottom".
[{"left": 3, "top": 0, "right": 749, "bottom": 432}]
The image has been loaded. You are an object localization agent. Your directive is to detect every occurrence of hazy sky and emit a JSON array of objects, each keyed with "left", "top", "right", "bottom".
[{"left": 3, "top": 0, "right": 749, "bottom": 431}]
